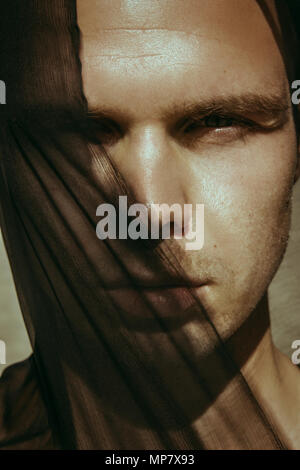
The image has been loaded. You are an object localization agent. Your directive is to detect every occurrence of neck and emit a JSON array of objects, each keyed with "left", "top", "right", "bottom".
[{"left": 227, "top": 293, "right": 300, "bottom": 449}]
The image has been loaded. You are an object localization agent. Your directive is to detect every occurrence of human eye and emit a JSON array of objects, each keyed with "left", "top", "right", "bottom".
[{"left": 180, "top": 113, "right": 258, "bottom": 145}]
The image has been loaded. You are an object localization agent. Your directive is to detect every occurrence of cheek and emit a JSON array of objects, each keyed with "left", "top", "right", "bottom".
[{"left": 186, "top": 127, "right": 297, "bottom": 281}]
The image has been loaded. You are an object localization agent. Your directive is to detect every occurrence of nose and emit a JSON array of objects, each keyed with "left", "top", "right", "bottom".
[{"left": 112, "top": 123, "right": 190, "bottom": 237}]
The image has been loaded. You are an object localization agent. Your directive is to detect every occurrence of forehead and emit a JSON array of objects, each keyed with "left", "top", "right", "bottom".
[{"left": 77, "top": 0, "right": 287, "bottom": 114}]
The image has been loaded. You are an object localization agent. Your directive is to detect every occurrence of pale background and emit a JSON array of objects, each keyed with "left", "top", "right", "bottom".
[{"left": 0, "top": 182, "right": 300, "bottom": 376}]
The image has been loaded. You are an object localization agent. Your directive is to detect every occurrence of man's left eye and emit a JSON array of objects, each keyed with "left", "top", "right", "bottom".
[
  {"left": 183, "top": 115, "right": 235, "bottom": 133},
  {"left": 178, "top": 113, "right": 256, "bottom": 145},
  {"left": 203, "top": 115, "right": 234, "bottom": 128}
]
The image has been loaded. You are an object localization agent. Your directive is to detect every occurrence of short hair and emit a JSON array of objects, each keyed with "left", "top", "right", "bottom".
[
  {"left": 277, "top": 0, "right": 300, "bottom": 132},
  {"left": 279, "top": 0, "right": 300, "bottom": 79}
]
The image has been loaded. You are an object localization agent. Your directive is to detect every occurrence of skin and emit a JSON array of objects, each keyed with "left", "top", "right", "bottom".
[{"left": 77, "top": 0, "right": 300, "bottom": 447}]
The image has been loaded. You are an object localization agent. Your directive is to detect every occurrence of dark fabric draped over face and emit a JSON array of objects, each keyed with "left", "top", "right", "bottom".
[{"left": 0, "top": 0, "right": 295, "bottom": 450}]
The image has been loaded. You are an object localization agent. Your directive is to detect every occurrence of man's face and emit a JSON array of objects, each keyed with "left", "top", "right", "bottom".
[{"left": 77, "top": 0, "right": 298, "bottom": 339}]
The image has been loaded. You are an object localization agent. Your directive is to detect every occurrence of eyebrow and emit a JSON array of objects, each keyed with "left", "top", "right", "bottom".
[{"left": 87, "top": 90, "right": 291, "bottom": 128}]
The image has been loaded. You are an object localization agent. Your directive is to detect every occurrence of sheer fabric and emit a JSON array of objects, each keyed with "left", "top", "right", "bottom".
[{"left": 0, "top": 0, "right": 297, "bottom": 450}]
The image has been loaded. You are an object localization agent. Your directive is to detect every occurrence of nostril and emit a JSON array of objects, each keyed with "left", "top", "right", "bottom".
[
  {"left": 167, "top": 220, "right": 183, "bottom": 238},
  {"left": 162, "top": 220, "right": 174, "bottom": 238},
  {"left": 161, "top": 220, "right": 183, "bottom": 240}
]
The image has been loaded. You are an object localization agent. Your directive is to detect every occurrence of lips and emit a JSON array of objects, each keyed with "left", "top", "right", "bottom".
[{"left": 106, "top": 284, "right": 207, "bottom": 333}]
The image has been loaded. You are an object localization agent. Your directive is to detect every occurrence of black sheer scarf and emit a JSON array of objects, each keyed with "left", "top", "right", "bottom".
[{"left": 0, "top": 0, "right": 297, "bottom": 450}]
